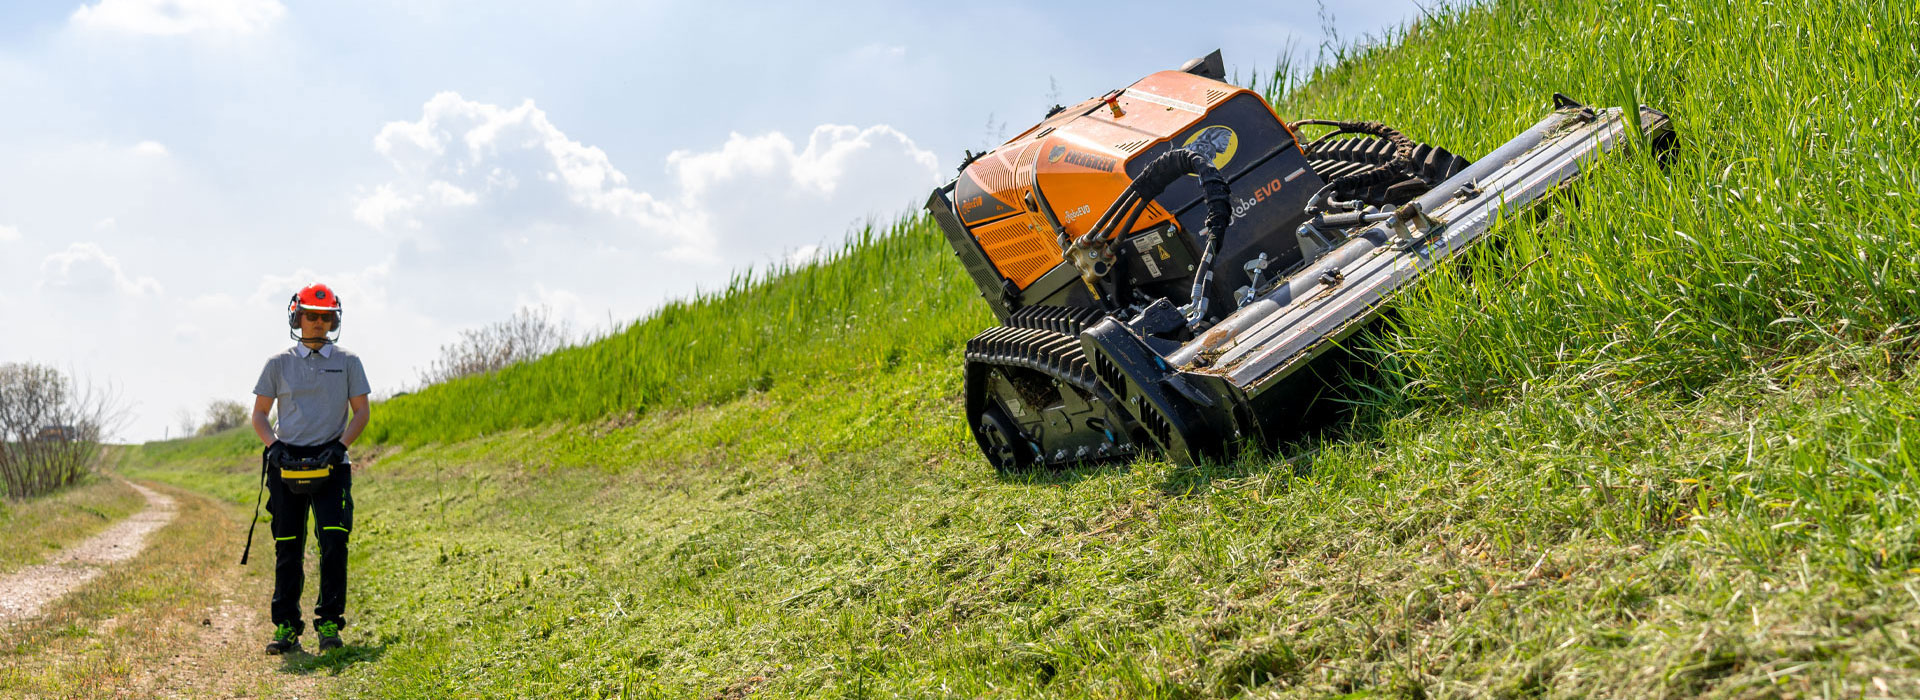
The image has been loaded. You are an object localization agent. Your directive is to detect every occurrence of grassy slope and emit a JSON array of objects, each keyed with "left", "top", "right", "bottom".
[
  {"left": 361, "top": 222, "right": 991, "bottom": 447},
  {"left": 119, "top": 0, "right": 1920, "bottom": 697}
]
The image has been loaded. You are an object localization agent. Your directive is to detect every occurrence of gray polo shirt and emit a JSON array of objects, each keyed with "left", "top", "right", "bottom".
[{"left": 253, "top": 344, "right": 371, "bottom": 447}]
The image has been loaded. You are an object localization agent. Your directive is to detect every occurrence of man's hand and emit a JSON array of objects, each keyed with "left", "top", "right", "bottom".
[
  {"left": 324, "top": 439, "right": 349, "bottom": 466},
  {"left": 263, "top": 440, "right": 287, "bottom": 466}
]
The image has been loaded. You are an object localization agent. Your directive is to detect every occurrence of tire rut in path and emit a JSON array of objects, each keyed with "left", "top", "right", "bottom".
[{"left": 0, "top": 481, "right": 177, "bottom": 623}]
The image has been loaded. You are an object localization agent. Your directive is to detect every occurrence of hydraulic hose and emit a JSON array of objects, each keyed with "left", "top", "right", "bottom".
[
  {"left": 1083, "top": 148, "right": 1231, "bottom": 244},
  {"left": 1069, "top": 149, "right": 1232, "bottom": 324},
  {"left": 1290, "top": 119, "right": 1417, "bottom": 213}
]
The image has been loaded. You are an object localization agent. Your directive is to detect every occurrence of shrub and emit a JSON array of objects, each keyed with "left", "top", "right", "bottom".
[
  {"left": 0, "top": 363, "right": 122, "bottom": 498},
  {"left": 417, "top": 305, "right": 573, "bottom": 388},
  {"left": 194, "top": 399, "right": 249, "bottom": 436}
]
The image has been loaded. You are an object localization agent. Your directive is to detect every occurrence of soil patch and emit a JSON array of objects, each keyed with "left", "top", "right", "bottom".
[{"left": 0, "top": 481, "right": 175, "bottom": 622}]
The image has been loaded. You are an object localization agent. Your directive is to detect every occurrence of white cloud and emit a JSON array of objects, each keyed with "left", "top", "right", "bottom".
[
  {"left": 70, "top": 0, "right": 286, "bottom": 36},
  {"left": 332, "top": 92, "right": 945, "bottom": 404},
  {"left": 669, "top": 124, "right": 939, "bottom": 198},
  {"left": 131, "top": 140, "right": 169, "bottom": 157},
  {"left": 38, "top": 242, "right": 164, "bottom": 297},
  {"left": 427, "top": 180, "right": 476, "bottom": 207},
  {"left": 358, "top": 91, "right": 942, "bottom": 264},
  {"left": 366, "top": 92, "right": 678, "bottom": 238},
  {"left": 0, "top": 224, "right": 19, "bottom": 242},
  {"left": 785, "top": 244, "right": 823, "bottom": 267},
  {"left": 351, "top": 183, "right": 420, "bottom": 230}
]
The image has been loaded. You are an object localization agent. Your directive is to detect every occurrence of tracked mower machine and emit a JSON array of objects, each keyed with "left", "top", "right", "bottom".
[{"left": 927, "top": 51, "right": 1671, "bottom": 469}]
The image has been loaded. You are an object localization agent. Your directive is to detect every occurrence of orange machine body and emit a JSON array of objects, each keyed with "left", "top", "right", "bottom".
[{"left": 952, "top": 70, "right": 1305, "bottom": 291}]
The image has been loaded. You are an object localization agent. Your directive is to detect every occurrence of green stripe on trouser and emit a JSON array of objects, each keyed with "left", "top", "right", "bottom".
[{"left": 323, "top": 526, "right": 350, "bottom": 533}]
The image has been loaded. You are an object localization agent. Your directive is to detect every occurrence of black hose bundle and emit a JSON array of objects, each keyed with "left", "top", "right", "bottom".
[
  {"left": 1080, "top": 148, "right": 1231, "bottom": 247},
  {"left": 1067, "top": 148, "right": 1234, "bottom": 324},
  {"left": 1291, "top": 120, "right": 1418, "bottom": 212}
]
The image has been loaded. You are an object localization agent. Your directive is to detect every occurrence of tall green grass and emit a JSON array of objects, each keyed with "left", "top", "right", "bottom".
[
  {"left": 1267, "top": 0, "right": 1920, "bottom": 406},
  {"left": 364, "top": 219, "right": 991, "bottom": 446}
]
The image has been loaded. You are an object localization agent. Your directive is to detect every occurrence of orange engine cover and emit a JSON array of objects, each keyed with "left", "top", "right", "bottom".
[{"left": 952, "top": 70, "right": 1305, "bottom": 291}]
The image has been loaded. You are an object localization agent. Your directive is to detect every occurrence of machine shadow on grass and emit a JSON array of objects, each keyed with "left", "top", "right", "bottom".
[
  {"left": 1152, "top": 323, "right": 1419, "bottom": 494},
  {"left": 277, "top": 641, "right": 389, "bottom": 675},
  {"left": 992, "top": 457, "right": 1136, "bottom": 487},
  {"left": 989, "top": 393, "right": 1396, "bottom": 496},
  {"left": 1155, "top": 426, "right": 1362, "bottom": 497}
]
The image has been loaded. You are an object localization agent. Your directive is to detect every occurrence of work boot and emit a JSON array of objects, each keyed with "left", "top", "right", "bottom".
[
  {"left": 316, "top": 621, "right": 343, "bottom": 652},
  {"left": 265, "top": 623, "right": 300, "bottom": 655}
]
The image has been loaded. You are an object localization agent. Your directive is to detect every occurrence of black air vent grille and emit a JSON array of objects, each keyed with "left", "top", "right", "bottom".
[
  {"left": 1092, "top": 351, "right": 1128, "bottom": 402},
  {"left": 1139, "top": 400, "right": 1173, "bottom": 448}
]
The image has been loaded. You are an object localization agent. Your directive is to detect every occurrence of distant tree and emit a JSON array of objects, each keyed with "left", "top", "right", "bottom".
[
  {"left": 0, "top": 363, "right": 124, "bottom": 499},
  {"left": 418, "top": 306, "right": 572, "bottom": 387},
  {"left": 174, "top": 407, "right": 198, "bottom": 439},
  {"left": 195, "top": 399, "right": 249, "bottom": 436}
]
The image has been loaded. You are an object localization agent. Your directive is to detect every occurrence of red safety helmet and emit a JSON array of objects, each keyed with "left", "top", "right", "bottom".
[{"left": 286, "top": 283, "right": 344, "bottom": 344}]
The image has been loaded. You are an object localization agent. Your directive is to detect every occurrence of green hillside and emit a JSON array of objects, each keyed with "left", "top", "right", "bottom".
[
  {"left": 360, "top": 223, "right": 991, "bottom": 447},
  {"left": 113, "top": 0, "right": 1920, "bottom": 696}
]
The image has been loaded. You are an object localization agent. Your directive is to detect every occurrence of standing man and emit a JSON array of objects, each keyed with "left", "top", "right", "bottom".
[{"left": 251, "top": 283, "right": 371, "bottom": 655}]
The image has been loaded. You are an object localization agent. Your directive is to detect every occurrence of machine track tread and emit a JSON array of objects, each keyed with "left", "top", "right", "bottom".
[
  {"left": 1001, "top": 305, "right": 1112, "bottom": 338},
  {"left": 1306, "top": 136, "right": 1472, "bottom": 206},
  {"left": 965, "top": 326, "right": 1100, "bottom": 394},
  {"left": 963, "top": 319, "right": 1141, "bottom": 469}
]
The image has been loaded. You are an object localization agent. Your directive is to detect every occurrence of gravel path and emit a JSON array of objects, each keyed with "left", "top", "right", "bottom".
[{"left": 0, "top": 481, "right": 177, "bottom": 623}]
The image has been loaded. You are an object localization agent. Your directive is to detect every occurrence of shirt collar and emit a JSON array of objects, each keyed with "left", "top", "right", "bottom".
[{"left": 296, "top": 344, "right": 334, "bottom": 358}]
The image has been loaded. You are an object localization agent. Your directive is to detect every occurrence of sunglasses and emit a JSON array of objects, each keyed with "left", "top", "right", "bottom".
[{"left": 301, "top": 311, "right": 338, "bottom": 323}]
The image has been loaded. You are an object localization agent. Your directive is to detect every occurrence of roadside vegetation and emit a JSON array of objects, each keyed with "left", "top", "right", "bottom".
[
  {"left": 73, "top": 0, "right": 1920, "bottom": 696},
  {"left": 0, "top": 476, "right": 324, "bottom": 700},
  {"left": 0, "top": 362, "right": 121, "bottom": 499},
  {"left": 176, "top": 399, "right": 250, "bottom": 439},
  {"left": 413, "top": 304, "right": 576, "bottom": 389},
  {"left": 0, "top": 474, "right": 143, "bottom": 574}
]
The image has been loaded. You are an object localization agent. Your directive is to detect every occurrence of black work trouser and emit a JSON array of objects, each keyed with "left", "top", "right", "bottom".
[{"left": 266, "top": 443, "right": 353, "bottom": 634}]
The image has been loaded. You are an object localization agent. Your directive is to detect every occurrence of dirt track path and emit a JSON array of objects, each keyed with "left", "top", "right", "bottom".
[
  {"left": 0, "top": 481, "right": 176, "bottom": 622},
  {"left": 112, "top": 582, "right": 327, "bottom": 700},
  {"left": 100, "top": 482, "right": 329, "bottom": 699},
  {"left": 0, "top": 479, "right": 331, "bottom": 698}
]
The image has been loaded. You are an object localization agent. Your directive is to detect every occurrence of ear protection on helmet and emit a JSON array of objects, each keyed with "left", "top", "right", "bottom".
[{"left": 287, "top": 284, "right": 344, "bottom": 344}]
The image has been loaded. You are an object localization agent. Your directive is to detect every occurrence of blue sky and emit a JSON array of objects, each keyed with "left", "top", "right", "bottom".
[{"left": 0, "top": 0, "right": 1435, "bottom": 442}]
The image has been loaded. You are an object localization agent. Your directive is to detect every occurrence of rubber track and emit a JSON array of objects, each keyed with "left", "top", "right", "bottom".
[
  {"left": 1306, "top": 136, "right": 1472, "bottom": 206},
  {"left": 964, "top": 326, "right": 1100, "bottom": 394},
  {"left": 1001, "top": 305, "right": 1111, "bottom": 337},
  {"left": 964, "top": 322, "right": 1141, "bottom": 468}
]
